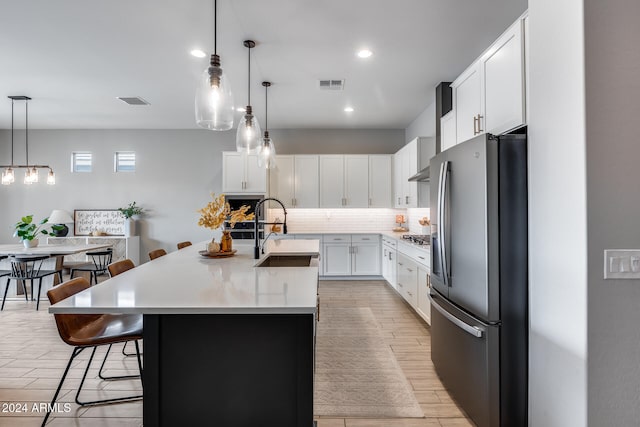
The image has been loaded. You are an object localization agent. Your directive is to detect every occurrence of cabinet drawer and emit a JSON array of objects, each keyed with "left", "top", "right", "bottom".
[
  {"left": 381, "top": 236, "right": 398, "bottom": 249},
  {"left": 352, "top": 234, "right": 379, "bottom": 244},
  {"left": 324, "top": 234, "right": 351, "bottom": 243},
  {"left": 398, "top": 242, "right": 430, "bottom": 268},
  {"left": 294, "top": 234, "right": 323, "bottom": 242}
]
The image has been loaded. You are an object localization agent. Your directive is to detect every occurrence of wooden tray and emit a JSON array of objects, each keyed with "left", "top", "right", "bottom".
[{"left": 198, "top": 249, "right": 237, "bottom": 258}]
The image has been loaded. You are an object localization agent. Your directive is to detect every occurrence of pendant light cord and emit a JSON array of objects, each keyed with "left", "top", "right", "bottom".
[
  {"left": 264, "top": 84, "right": 268, "bottom": 131},
  {"left": 247, "top": 45, "right": 251, "bottom": 106},
  {"left": 10, "top": 98, "right": 14, "bottom": 165},
  {"left": 213, "top": 0, "right": 217, "bottom": 55},
  {"left": 25, "top": 100, "right": 29, "bottom": 167}
]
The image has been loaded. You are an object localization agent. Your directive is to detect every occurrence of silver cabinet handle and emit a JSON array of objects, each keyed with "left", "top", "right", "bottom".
[
  {"left": 407, "top": 268, "right": 413, "bottom": 272},
  {"left": 398, "top": 283, "right": 403, "bottom": 288},
  {"left": 398, "top": 197, "right": 401, "bottom": 205},
  {"left": 429, "top": 293, "right": 484, "bottom": 338},
  {"left": 384, "top": 249, "right": 387, "bottom": 256},
  {"left": 405, "top": 196, "right": 409, "bottom": 204},
  {"left": 369, "top": 198, "right": 372, "bottom": 206},
  {"left": 418, "top": 256, "right": 425, "bottom": 260},
  {"left": 398, "top": 262, "right": 403, "bottom": 266},
  {"left": 334, "top": 238, "right": 343, "bottom": 241},
  {"left": 477, "top": 114, "right": 483, "bottom": 133},
  {"left": 473, "top": 115, "right": 478, "bottom": 135},
  {"left": 407, "top": 291, "right": 413, "bottom": 296},
  {"left": 362, "top": 238, "right": 370, "bottom": 241},
  {"left": 388, "top": 253, "right": 392, "bottom": 261}
]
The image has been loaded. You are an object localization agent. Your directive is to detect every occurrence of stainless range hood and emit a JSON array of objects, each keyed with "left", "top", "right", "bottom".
[{"left": 408, "top": 166, "right": 430, "bottom": 182}]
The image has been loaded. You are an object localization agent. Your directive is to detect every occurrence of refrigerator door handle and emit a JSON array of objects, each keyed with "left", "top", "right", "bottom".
[
  {"left": 440, "top": 161, "right": 450, "bottom": 287},
  {"left": 436, "top": 162, "right": 447, "bottom": 285},
  {"left": 429, "top": 293, "right": 484, "bottom": 338}
]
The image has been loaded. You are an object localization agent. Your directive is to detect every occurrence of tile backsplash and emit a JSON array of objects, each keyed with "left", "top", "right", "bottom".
[{"left": 267, "top": 207, "right": 431, "bottom": 235}]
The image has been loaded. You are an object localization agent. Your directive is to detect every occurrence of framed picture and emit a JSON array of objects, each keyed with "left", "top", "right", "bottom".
[{"left": 73, "top": 209, "right": 126, "bottom": 236}]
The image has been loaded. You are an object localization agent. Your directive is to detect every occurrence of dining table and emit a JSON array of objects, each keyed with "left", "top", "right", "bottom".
[{"left": 0, "top": 242, "right": 113, "bottom": 298}]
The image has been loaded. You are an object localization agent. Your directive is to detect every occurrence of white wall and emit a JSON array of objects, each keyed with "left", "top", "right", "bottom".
[
  {"left": 528, "top": 1, "right": 588, "bottom": 426},
  {"left": 405, "top": 101, "right": 436, "bottom": 143},
  {"left": 585, "top": 0, "right": 640, "bottom": 424},
  {"left": 0, "top": 128, "right": 403, "bottom": 259}
]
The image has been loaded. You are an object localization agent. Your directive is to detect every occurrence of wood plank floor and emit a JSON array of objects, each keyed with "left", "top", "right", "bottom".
[{"left": 0, "top": 277, "right": 474, "bottom": 426}]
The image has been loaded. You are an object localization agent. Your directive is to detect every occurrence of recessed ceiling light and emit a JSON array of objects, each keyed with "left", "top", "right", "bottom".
[
  {"left": 236, "top": 107, "right": 246, "bottom": 112},
  {"left": 357, "top": 49, "right": 372, "bottom": 58},
  {"left": 190, "top": 49, "right": 206, "bottom": 58},
  {"left": 344, "top": 107, "right": 354, "bottom": 113}
]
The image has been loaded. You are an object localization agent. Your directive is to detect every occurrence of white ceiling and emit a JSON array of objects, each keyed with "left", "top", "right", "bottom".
[{"left": 0, "top": 0, "right": 527, "bottom": 130}]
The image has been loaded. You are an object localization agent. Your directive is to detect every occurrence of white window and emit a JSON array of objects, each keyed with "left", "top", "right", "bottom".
[
  {"left": 71, "top": 152, "right": 92, "bottom": 172},
  {"left": 115, "top": 151, "right": 136, "bottom": 172}
]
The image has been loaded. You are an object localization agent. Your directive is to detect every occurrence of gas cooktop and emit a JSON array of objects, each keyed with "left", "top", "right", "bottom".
[{"left": 401, "top": 234, "right": 431, "bottom": 246}]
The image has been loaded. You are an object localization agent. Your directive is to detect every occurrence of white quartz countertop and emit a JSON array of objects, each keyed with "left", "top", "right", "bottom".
[{"left": 49, "top": 239, "right": 320, "bottom": 315}]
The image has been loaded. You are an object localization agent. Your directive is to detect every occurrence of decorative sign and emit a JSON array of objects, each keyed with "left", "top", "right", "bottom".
[{"left": 74, "top": 210, "right": 126, "bottom": 236}]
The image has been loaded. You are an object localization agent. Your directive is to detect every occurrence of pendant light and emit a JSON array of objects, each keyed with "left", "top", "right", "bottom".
[
  {"left": 236, "top": 40, "right": 261, "bottom": 154},
  {"left": 257, "top": 81, "right": 276, "bottom": 169},
  {"left": 195, "top": 0, "right": 234, "bottom": 130},
  {"left": 1, "top": 96, "right": 55, "bottom": 186}
]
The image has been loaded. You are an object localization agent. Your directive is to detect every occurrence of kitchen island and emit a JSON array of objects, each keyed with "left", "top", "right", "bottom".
[{"left": 49, "top": 239, "right": 320, "bottom": 427}]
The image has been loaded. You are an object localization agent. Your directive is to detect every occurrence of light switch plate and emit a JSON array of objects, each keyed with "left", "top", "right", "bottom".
[{"left": 604, "top": 249, "right": 640, "bottom": 279}]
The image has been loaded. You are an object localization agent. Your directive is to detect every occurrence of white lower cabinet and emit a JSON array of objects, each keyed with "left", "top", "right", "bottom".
[
  {"left": 416, "top": 266, "right": 431, "bottom": 324},
  {"left": 321, "top": 234, "right": 380, "bottom": 277},
  {"left": 322, "top": 238, "right": 351, "bottom": 276},
  {"left": 395, "top": 242, "right": 431, "bottom": 325},
  {"left": 397, "top": 253, "right": 418, "bottom": 307}
]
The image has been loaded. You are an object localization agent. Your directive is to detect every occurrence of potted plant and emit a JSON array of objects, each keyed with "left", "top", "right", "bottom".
[
  {"left": 118, "top": 202, "right": 144, "bottom": 237},
  {"left": 14, "top": 215, "right": 63, "bottom": 248},
  {"left": 198, "top": 193, "right": 254, "bottom": 253}
]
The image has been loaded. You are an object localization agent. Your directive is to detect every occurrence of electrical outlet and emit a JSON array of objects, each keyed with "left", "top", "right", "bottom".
[{"left": 604, "top": 250, "right": 640, "bottom": 279}]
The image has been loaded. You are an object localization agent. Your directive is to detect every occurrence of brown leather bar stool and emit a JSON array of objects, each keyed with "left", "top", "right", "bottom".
[
  {"left": 107, "top": 258, "right": 135, "bottom": 277},
  {"left": 43, "top": 277, "right": 143, "bottom": 425},
  {"left": 2, "top": 255, "right": 63, "bottom": 311},
  {"left": 107, "top": 258, "right": 139, "bottom": 356},
  {"left": 148, "top": 248, "right": 167, "bottom": 260},
  {"left": 177, "top": 241, "right": 192, "bottom": 250},
  {"left": 70, "top": 248, "right": 113, "bottom": 286}
]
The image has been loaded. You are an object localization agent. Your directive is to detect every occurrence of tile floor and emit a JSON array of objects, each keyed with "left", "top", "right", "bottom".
[{"left": 0, "top": 278, "right": 474, "bottom": 426}]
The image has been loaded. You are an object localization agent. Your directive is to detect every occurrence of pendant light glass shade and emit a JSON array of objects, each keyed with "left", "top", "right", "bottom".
[
  {"left": 257, "top": 133, "right": 276, "bottom": 169},
  {"left": 47, "top": 169, "right": 56, "bottom": 185},
  {"left": 195, "top": 55, "right": 234, "bottom": 130},
  {"left": 236, "top": 106, "right": 261, "bottom": 154},
  {"left": 257, "top": 81, "right": 276, "bottom": 169},
  {"left": 236, "top": 40, "right": 261, "bottom": 153},
  {"left": 2, "top": 168, "right": 14, "bottom": 185},
  {"left": 194, "top": 0, "right": 234, "bottom": 130}
]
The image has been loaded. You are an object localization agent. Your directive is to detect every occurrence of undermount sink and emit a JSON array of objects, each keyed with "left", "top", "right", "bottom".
[{"left": 254, "top": 255, "right": 313, "bottom": 267}]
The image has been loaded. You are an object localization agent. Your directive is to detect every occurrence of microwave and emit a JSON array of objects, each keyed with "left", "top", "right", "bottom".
[{"left": 224, "top": 195, "right": 264, "bottom": 240}]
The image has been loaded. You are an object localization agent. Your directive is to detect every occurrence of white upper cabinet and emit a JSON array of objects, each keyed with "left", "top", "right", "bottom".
[
  {"left": 452, "top": 62, "right": 482, "bottom": 144},
  {"left": 319, "top": 155, "right": 369, "bottom": 208},
  {"left": 481, "top": 18, "right": 525, "bottom": 136},
  {"left": 344, "top": 155, "right": 369, "bottom": 208},
  {"left": 441, "top": 111, "right": 457, "bottom": 152},
  {"left": 294, "top": 155, "right": 319, "bottom": 208},
  {"left": 269, "top": 155, "right": 319, "bottom": 208},
  {"left": 393, "top": 137, "right": 433, "bottom": 208},
  {"left": 223, "top": 152, "right": 267, "bottom": 194},
  {"left": 319, "top": 155, "right": 345, "bottom": 208},
  {"left": 449, "top": 13, "right": 527, "bottom": 145},
  {"left": 368, "top": 155, "right": 392, "bottom": 208}
]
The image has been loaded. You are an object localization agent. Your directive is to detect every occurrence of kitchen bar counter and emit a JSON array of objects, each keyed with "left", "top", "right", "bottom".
[
  {"left": 49, "top": 239, "right": 319, "bottom": 315},
  {"left": 50, "top": 239, "right": 319, "bottom": 427}
]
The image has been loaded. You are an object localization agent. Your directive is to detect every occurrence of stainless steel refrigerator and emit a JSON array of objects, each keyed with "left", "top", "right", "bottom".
[{"left": 429, "top": 133, "right": 528, "bottom": 427}]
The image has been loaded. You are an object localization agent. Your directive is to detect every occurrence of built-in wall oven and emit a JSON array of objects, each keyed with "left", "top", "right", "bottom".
[{"left": 224, "top": 195, "right": 264, "bottom": 240}]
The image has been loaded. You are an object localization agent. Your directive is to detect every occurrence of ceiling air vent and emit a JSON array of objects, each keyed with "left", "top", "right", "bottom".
[
  {"left": 117, "top": 97, "right": 150, "bottom": 106},
  {"left": 319, "top": 79, "right": 345, "bottom": 90}
]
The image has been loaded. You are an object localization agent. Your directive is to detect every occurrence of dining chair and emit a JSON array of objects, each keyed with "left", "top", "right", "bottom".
[
  {"left": 42, "top": 277, "right": 143, "bottom": 425},
  {"left": 70, "top": 248, "right": 113, "bottom": 286},
  {"left": 148, "top": 249, "right": 167, "bottom": 260},
  {"left": 2, "top": 255, "right": 64, "bottom": 311},
  {"left": 107, "top": 258, "right": 139, "bottom": 356},
  {"left": 177, "top": 241, "right": 192, "bottom": 250}
]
